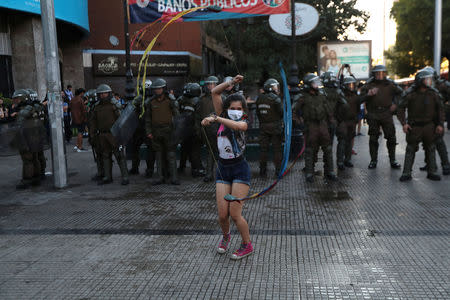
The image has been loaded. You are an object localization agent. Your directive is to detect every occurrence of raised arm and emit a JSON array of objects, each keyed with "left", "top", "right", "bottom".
[{"left": 211, "top": 75, "right": 243, "bottom": 116}]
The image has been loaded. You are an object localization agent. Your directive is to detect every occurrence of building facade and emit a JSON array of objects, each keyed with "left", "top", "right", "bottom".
[
  {"left": 82, "top": 0, "right": 231, "bottom": 96},
  {"left": 0, "top": 0, "right": 89, "bottom": 100}
]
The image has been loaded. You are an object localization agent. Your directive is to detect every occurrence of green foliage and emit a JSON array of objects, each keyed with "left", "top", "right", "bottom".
[
  {"left": 386, "top": 0, "right": 450, "bottom": 77},
  {"left": 0, "top": 94, "right": 12, "bottom": 106},
  {"left": 205, "top": 0, "right": 368, "bottom": 85}
]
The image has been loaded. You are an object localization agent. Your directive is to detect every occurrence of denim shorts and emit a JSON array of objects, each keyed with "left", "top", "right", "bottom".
[{"left": 216, "top": 157, "right": 251, "bottom": 186}]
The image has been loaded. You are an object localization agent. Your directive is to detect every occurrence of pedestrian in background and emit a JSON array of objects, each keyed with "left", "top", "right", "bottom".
[
  {"left": 62, "top": 91, "right": 72, "bottom": 143},
  {"left": 70, "top": 88, "right": 87, "bottom": 152}
]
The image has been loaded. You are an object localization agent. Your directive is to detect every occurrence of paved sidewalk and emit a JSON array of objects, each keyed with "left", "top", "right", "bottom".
[{"left": 0, "top": 123, "right": 449, "bottom": 299}]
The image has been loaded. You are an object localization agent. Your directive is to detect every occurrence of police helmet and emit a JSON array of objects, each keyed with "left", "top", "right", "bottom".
[
  {"left": 421, "top": 66, "right": 439, "bottom": 81},
  {"left": 303, "top": 73, "right": 323, "bottom": 91},
  {"left": 224, "top": 76, "right": 233, "bottom": 83},
  {"left": 204, "top": 76, "right": 219, "bottom": 84},
  {"left": 96, "top": 84, "right": 113, "bottom": 94},
  {"left": 144, "top": 79, "right": 152, "bottom": 90},
  {"left": 151, "top": 78, "right": 167, "bottom": 89},
  {"left": 85, "top": 89, "right": 97, "bottom": 102},
  {"left": 371, "top": 65, "right": 388, "bottom": 80},
  {"left": 319, "top": 72, "right": 337, "bottom": 86},
  {"left": 342, "top": 76, "right": 357, "bottom": 92},
  {"left": 263, "top": 78, "right": 280, "bottom": 93},
  {"left": 183, "top": 83, "right": 202, "bottom": 98},
  {"left": 415, "top": 69, "right": 433, "bottom": 87},
  {"left": 12, "top": 89, "right": 30, "bottom": 102},
  {"left": 26, "top": 89, "right": 39, "bottom": 102}
]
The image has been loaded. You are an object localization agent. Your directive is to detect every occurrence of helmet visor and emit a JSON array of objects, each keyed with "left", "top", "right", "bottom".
[{"left": 311, "top": 79, "right": 324, "bottom": 90}]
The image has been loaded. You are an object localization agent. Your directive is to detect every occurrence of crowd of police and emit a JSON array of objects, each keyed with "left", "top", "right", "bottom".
[{"left": 7, "top": 63, "right": 450, "bottom": 189}]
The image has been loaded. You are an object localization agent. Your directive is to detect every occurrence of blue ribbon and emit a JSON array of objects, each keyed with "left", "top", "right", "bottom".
[{"left": 278, "top": 62, "right": 292, "bottom": 178}]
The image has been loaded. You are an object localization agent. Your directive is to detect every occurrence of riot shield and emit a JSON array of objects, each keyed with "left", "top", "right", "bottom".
[
  {"left": 1, "top": 118, "right": 49, "bottom": 156},
  {"left": 173, "top": 111, "right": 194, "bottom": 145},
  {"left": 110, "top": 102, "right": 139, "bottom": 146}
]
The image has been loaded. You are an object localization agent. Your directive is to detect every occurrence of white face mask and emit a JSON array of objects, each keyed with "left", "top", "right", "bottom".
[{"left": 227, "top": 109, "right": 243, "bottom": 121}]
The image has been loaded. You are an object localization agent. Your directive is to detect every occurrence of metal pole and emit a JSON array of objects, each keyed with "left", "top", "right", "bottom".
[
  {"left": 123, "top": 0, "right": 135, "bottom": 102},
  {"left": 434, "top": 0, "right": 442, "bottom": 73},
  {"left": 289, "top": 0, "right": 299, "bottom": 88},
  {"left": 40, "top": 0, "right": 67, "bottom": 188}
]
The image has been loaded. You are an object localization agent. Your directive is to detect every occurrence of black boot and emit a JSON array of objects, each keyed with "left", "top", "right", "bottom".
[
  {"left": 344, "top": 161, "right": 354, "bottom": 168},
  {"left": 99, "top": 157, "right": 113, "bottom": 185},
  {"left": 368, "top": 161, "right": 377, "bottom": 169},
  {"left": 400, "top": 144, "right": 415, "bottom": 182},
  {"left": 16, "top": 179, "right": 31, "bottom": 190},
  {"left": 399, "top": 174, "right": 412, "bottom": 181},
  {"left": 168, "top": 152, "right": 180, "bottom": 185},
  {"left": 117, "top": 152, "right": 129, "bottom": 186},
  {"left": 388, "top": 143, "right": 401, "bottom": 169},
  {"left": 204, "top": 153, "right": 214, "bottom": 182},
  {"left": 259, "top": 166, "right": 267, "bottom": 177},
  {"left": 152, "top": 152, "right": 165, "bottom": 185},
  {"left": 336, "top": 138, "right": 345, "bottom": 170},
  {"left": 426, "top": 145, "right": 441, "bottom": 181}
]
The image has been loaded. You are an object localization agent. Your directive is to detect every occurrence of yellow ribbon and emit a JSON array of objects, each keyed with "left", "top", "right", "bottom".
[{"left": 136, "top": 6, "right": 208, "bottom": 118}]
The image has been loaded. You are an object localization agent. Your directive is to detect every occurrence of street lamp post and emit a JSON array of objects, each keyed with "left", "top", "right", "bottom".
[
  {"left": 123, "top": 0, "right": 135, "bottom": 102},
  {"left": 434, "top": 0, "right": 442, "bottom": 73},
  {"left": 40, "top": 0, "right": 67, "bottom": 188},
  {"left": 289, "top": 0, "right": 299, "bottom": 89}
]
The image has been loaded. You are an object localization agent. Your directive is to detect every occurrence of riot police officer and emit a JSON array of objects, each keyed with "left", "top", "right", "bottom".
[
  {"left": 91, "top": 84, "right": 129, "bottom": 185},
  {"left": 417, "top": 66, "right": 450, "bottom": 175},
  {"left": 196, "top": 75, "right": 219, "bottom": 182},
  {"left": 145, "top": 78, "right": 180, "bottom": 185},
  {"left": 397, "top": 69, "right": 444, "bottom": 181},
  {"left": 13, "top": 89, "right": 46, "bottom": 189},
  {"left": 320, "top": 71, "right": 344, "bottom": 147},
  {"left": 129, "top": 80, "right": 155, "bottom": 177},
  {"left": 335, "top": 76, "right": 361, "bottom": 169},
  {"left": 360, "top": 65, "right": 403, "bottom": 169},
  {"left": 86, "top": 89, "right": 104, "bottom": 181},
  {"left": 293, "top": 74, "right": 337, "bottom": 183},
  {"left": 177, "top": 82, "right": 204, "bottom": 177},
  {"left": 256, "top": 78, "right": 283, "bottom": 177},
  {"left": 28, "top": 89, "right": 47, "bottom": 179}
]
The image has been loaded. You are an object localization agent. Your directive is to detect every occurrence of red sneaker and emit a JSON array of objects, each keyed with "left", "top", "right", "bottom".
[
  {"left": 352, "top": 149, "right": 357, "bottom": 155},
  {"left": 231, "top": 242, "right": 253, "bottom": 260},
  {"left": 217, "top": 233, "right": 231, "bottom": 254}
]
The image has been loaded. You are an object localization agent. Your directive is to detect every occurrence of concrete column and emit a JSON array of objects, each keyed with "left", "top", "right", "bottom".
[
  {"left": 10, "top": 16, "right": 47, "bottom": 100},
  {"left": 31, "top": 17, "right": 47, "bottom": 100},
  {"left": 60, "top": 40, "right": 85, "bottom": 89}
]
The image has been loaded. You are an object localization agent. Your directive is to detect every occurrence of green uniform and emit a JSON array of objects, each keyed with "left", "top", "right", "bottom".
[
  {"left": 293, "top": 91, "right": 335, "bottom": 180},
  {"left": 397, "top": 87, "right": 444, "bottom": 178},
  {"left": 16, "top": 103, "right": 46, "bottom": 186},
  {"left": 129, "top": 96, "right": 155, "bottom": 177},
  {"left": 145, "top": 93, "right": 179, "bottom": 184},
  {"left": 434, "top": 80, "right": 450, "bottom": 174},
  {"left": 178, "top": 95, "right": 203, "bottom": 175},
  {"left": 195, "top": 93, "right": 218, "bottom": 181},
  {"left": 91, "top": 97, "right": 129, "bottom": 184},
  {"left": 324, "top": 87, "right": 344, "bottom": 147},
  {"left": 336, "top": 90, "right": 362, "bottom": 167},
  {"left": 256, "top": 92, "right": 283, "bottom": 176},
  {"left": 361, "top": 78, "right": 403, "bottom": 165},
  {"left": 88, "top": 100, "right": 104, "bottom": 180}
]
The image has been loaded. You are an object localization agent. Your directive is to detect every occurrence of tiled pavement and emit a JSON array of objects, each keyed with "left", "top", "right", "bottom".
[{"left": 0, "top": 123, "right": 449, "bottom": 299}]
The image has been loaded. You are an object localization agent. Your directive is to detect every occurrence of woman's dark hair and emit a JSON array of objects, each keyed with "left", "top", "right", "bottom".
[{"left": 223, "top": 93, "right": 247, "bottom": 111}]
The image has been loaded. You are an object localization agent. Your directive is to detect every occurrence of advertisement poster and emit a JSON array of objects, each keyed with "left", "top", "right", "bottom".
[{"left": 317, "top": 41, "right": 372, "bottom": 79}]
